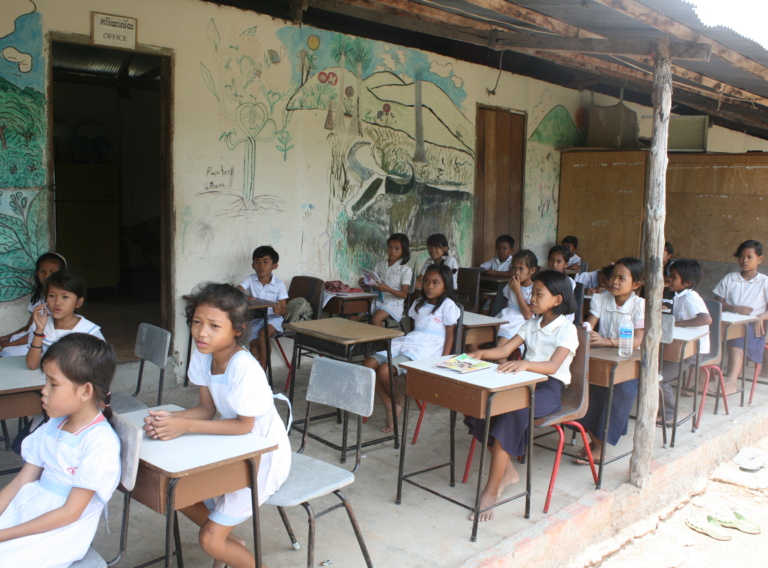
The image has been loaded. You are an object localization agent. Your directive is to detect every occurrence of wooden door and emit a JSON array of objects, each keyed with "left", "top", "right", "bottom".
[{"left": 473, "top": 107, "right": 525, "bottom": 265}]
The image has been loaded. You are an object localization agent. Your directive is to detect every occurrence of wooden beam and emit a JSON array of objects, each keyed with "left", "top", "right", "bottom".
[
  {"left": 289, "top": 0, "right": 310, "bottom": 24},
  {"left": 591, "top": 0, "right": 768, "bottom": 81},
  {"left": 458, "top": 0, "right": 599, "bottom": 38},
  {"left": 495, "top": 35, "right": 710, "bottom": 60},
  {"left": 632, "top": 35, "right": 671, "bottom": 488}
]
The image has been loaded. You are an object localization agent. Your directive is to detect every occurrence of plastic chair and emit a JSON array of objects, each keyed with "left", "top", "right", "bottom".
[
  {"left": 266, "top": 358, "right": 374, "bottom": 568},
  {"left": 274, "top": 276, "right": 324, "bottom": 391},
  {"left": 384, "top": 270, "right": 417, "bottom": 332},
  {"left": 456, "top": 268, "right": 482, "bottom": 314},
  {"left": 688, "top": 300, "right": 729, "bottom": 428},
  {"left": 69, "top": 413, "right": 143, "bottom": 567},
  {"left": 489, "top": 281, "right": 507, "bottom": 318},
  {"left": 573, "top": 282, "right": 584, "bottom": 327},
  {"left": 579, "top": 261, "right": 589, "bottom": 273},
  {"left": 111, "top": 323, "right": 171, "bottom": 413},
  {"left": 411, "top": 303, "right": 464, "bottom": 445},
  {"left": 534, "top": 328, "right": 596, "bottom": 513}
]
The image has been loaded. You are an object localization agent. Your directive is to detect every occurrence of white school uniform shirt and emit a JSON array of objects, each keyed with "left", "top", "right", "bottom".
[
  {"left": 371, "top": 259, "right": 413, "bottom": 321},
  {"left": 497, "top": 283, "right": 533, "bottom": 339},
  {"left": 0, "top": 414, "right": 120, "bottom": 568},
  {"left": 418, "top": 256, "right": 459, "bottom": 288},
  {"left": 567, "top": 253, "right": 582, "bottom": 267},
  {"left": 380, "top": 298, "right": 461, "bottom": 361},
  {"left": 31, "top": 316, "right": 105, "bottom": 353},
  {"left": 713, "top": 272, "right": 768, "bottom": 316},
  {"left": 673, "top": 288, "right": 710, "bottom": 354},
  {"left": 239, "top": 274, "right": 289, "bottom": 317},
  {"left": 188, "top": 349, "right": 290, "bottom": 514},
  {"left": 590, "top": 291, "right": 645, "bottom": 337},
  {"left": 574, "top": 270, "right": 599, "bottom": 289},
  {"left": 518, "top": 315, "right": 579, "bottom": 385},
  {"left": 480, "top": 256, "right": 512, "bottom": 272}
]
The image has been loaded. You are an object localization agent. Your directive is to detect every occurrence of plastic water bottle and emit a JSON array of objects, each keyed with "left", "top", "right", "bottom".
[{"left": 618, "top": 314, "right": 633, "bottom": 357}]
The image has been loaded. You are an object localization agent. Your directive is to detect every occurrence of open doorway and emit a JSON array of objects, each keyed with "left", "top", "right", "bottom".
[{"left": 50, "top": 41, "right": 172, "bottom": 360}]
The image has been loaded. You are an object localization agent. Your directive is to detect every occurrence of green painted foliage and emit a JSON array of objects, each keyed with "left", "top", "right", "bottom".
[
  {"left": 0, "top": 190, "right": 48, "bottom": 301},
  {"left": 0, "top": 78, "right": 46, "bottom": 188}
]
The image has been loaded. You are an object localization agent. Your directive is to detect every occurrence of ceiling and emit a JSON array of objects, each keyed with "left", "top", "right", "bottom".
[{"left": 217, "top": 0, "right": 768, "bottom": 140}]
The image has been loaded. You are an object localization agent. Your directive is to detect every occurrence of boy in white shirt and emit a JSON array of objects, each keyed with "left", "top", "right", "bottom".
[
  {"left": 562, "top": 235, "right": 582, "bottom": 271},
  {"left": 237, "top": 246, "right": 288, "bottom": 369},
  {"left": 480, "top": 234, "right": 515, "bottom": 277},
  {"left": 660, "top": 259, "right": 711, "bottom": 423}
]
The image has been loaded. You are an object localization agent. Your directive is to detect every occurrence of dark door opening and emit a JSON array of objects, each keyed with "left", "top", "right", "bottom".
[{"left": 51, "top": 41, "right": 171, "bottom": 360}]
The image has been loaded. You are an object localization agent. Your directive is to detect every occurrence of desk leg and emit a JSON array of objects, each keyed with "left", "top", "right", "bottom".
[
  {"left": 525, "top": 384, "right": 535, "bottom": 520},
  {"left": 396, "top": 395, "right": 411, "bottom": 504},
  {"left": 740, "top": 331, "right": 748, "bottom": 407},
  {"left": 671, "top": 352, "right": 685, "bottom": 448},
  {"left": 597, "top": 370, "right": 617, "bottom": 490},
  {"left": 183, "top": 329, "right": 193, "bottom": 387},
  {"left": 287, "top": 339, "right": 300, "bottom": 431},
  {"left": 263, "top": 311, "right": 273, "bottom": 390},
  {"left": 387, "top": 341, "right": 400, "bottom": 450},
  {"left": 165, "top": 478, "right": 179, "bottom": 568},
  {"left": 449, "top": 411, "right": 456, "bottom": 487},
  {"left": 471, "top": 392, "right": 495, "bottom": 542},
  {"left": 248, "top": 457, "right": 262, "bottom": 568},
  {"left": 341, "top": 409, "right": 349, "bottom": 465},
  {"left": 692, "top": 348, "right": 700, "bottom": 433}
]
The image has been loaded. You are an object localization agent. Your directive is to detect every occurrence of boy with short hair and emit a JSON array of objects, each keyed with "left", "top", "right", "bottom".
[
  {"left": 562, "top": 236, "right": 581, "bottom": 271},
  {"left": 480, "top": 235, "right": 515, "bottom": 277},
  {"left": 237, "top": 245, "right": 289, "bottom": 369}
]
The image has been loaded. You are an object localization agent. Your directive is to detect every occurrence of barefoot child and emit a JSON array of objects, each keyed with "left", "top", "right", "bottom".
[
  {"left": 363, "top": 264, "right": 459, "bottom": 432},
  {"left": 0, "top": 334, "right": 120, "bottom": 567},
  {"left": 466, "top": 270, "right": 578, "bottom": 522},
  {"left": 0, "top": 253, "right": 67, "bottom": 358},
  {"left": 144, "top": 283, "right": 290, "bottom": 568},
  {"left": 575, "top": 257, "right": 645, "bottom": 464},
  {"left": 713, "top": 240, "right": 768, "bottom": 394}
]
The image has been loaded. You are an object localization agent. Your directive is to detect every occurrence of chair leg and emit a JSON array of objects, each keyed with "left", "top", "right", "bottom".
[
  {"left": 1, "top": 420, "right": 9, "bottom": 451},
  {"left": 107, "top": 490, "right": 133, "bottom": 567},
  {"left": 566, "top": 422, "right": 598, "bottom": 483},
  {"left": 462, "top": 436, "right": 477, "bottom": 484},
  {"left": 412, "top": 400, "right": 427, "bottom": 444},
  {"left": 335, "top": 490, "right": 374, "bottom": 568},
  {"left": 749, "top": 363, "right": 762, "bottom": 405},
  {"left": 300, "top": 502, "right": 317, "bottom": 568},
  {"left": 716, "top": 366, "right": 730, "bottom": 416},
  {"left": 696, "top": 367, "right": 712, "bottom": 430},
  {"left": 277, "top": 506, "right": 300, "bottom": 550},
  {"left": 542, "top": 425, "right": 565, "bottom": 514},
  {"left": 658, "top": 387, "right": 667, "bottom": 447}
]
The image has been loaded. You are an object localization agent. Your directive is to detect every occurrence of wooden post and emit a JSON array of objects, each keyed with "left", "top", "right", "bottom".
[{"left": 630, "top": 36, "right": 671, "bottom": 487}]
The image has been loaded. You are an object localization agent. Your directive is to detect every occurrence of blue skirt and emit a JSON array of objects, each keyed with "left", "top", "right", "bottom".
[
  {"left": 726, "top": 322, "right": 766, "bottom": 364},
  {"left": 575, "top": 379, "right": 638, "bottom": 446},
  {"left": 464, "top": 378, "right": 563, "bottom": 457}
]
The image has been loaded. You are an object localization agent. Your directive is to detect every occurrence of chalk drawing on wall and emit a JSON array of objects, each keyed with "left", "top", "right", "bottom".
[
  {"left": 199, "top": 19, "right": 289, "bottom": 214},
  {"left": 0, "top": 2, "right": 48, "bottom": 302},
  {"left": 278, "top": 27, "right": 475, "bottom": 282}
]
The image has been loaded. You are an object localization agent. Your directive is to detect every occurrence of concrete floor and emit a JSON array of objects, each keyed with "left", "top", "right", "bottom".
[{"left": 1, "top": 345, "right": 766, "bottom": 568}]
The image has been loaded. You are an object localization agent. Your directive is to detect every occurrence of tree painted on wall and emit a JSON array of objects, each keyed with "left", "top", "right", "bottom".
[
  {"left": 0, "top": 189, "right": 48, "bottom": 300},
  {"left": 200, "top": 19, "right": 294, "bottom": 203}
]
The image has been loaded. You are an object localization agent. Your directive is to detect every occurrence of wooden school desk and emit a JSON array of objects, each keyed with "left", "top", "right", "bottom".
[
  {"left": 397, "top": 357, "right": 546, "bottom": 542},
  {"left": 720, "top": 312, "right": 759, "bottom": 408},
  {"left": 588, "top": 347, "right": 641, "bottom": 489},
  {"left": 121, "top": 405, "right": 276, "bottom": 568},
  {"left": 0, "top": 357, "right": 44, "bottom": 474},
  {"left": 460, "top": 312, "right": 504, "bottom": 351},
  {"left": 662, "top": 327, "right": 708, "bottom": 447},
  {"left": 283, "top": 318, "right": 403, "bottom": 460},
  {"left": 183, "top": 296, "right": 277, "bottom": 387},
  {"left": 323, "top": 292, "right": 378, "bottom": 317}
]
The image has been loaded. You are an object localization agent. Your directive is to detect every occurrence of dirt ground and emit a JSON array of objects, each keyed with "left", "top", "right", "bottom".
[{"left": 593, "top": 439, "right": 768, "bottom": 568}]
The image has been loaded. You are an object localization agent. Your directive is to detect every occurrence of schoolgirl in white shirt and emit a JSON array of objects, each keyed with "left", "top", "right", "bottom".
[
  {"left": 364, "top": 264, "right": 460, "bottom": 433},
  {"left": 144, "top": 283, "right": 290, "bottom": 568},
  {"left": 358, "top": 233, "right": 413, "bottom": 327},
  {"left": 416, "top": 233, "right": 459, "bottom": 289},
  {"left": 713, "top": 239, "right": 768, "bottom": 393},
  {"left": 0, "top": 334, "right": 120, "bottom": 568},
  {"left": 0, "top": 253, "right": 67, "bottom": 358},
  {"left": 495, "top": 249, "right": 538, "bottom": 352},
  {"left": 467, "top": 270, "right": 579, "bottom": 522}
]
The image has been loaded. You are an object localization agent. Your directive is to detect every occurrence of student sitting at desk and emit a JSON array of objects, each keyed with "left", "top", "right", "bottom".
[
  {"left": 660, "top": 259, "right": 711, "bottom": 424},
  {"left": 480, "top": 234, "right": 515, "bottom": 278},
  {"left": 575, "top": 257, "right": 644, "bottom": 464},
  {"left": 575, "top": 265, "right": 612, "bottom": 296},
  {"left": 0, "top": 334, "right": 120, "bottom": 568},
  {"left": 548, "top": 245, "right": 577, "bottom": 323},
  {"left": 26, "top": 270, "right": 104, "bottom": 371},
  {"left": 466, "top": 270, "right": 578, "bottom": 522},
  {"left": 144, "top": 283, "right": 290, "bottom": 568},
  {"left": 562, "top": 235, "right": 582, "bottom": 271},
  {"left": 237, "top": 245, "right": 288, "bottom": 370},
  {"left": 494, "top": 250, "right": 538, "bottom": 357},
  {"left": 363, "top": 264, "right": 459, "bottom": 433},
  {"left": 713, "top": 239, "right": 768, "bottom": 394},
  {"left": 416, "top": 233, "right": 459, "bottom": 289}
]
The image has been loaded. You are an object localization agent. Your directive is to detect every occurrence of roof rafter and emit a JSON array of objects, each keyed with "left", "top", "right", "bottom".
[{"left": 494, "top": 36, "right": 711, "bottom": 60}]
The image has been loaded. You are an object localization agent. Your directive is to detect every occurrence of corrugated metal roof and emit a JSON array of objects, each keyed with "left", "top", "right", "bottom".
[{"left": 52, "top": 42, "right": 161, "bottom": 82}]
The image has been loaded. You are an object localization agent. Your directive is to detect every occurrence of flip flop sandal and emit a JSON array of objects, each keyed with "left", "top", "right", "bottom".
[
  {"left": 710, "top": 510, "right": 762, "bottom": 534},
  {"left": 685, "top": 513, "right": 732, "bottom": 541},
  {"left": 733, "top": 447, "right": 766, "bottom": 472}
]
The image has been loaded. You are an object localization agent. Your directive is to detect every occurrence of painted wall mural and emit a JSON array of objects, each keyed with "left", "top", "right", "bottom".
[
  {"left": 0, "top": 0, "right": 48, "bottom": 302},
  {"left": 199, "top": 22, "right": 475, "bottom": 282}
]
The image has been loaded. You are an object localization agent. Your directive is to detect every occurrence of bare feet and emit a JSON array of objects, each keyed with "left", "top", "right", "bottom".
[
  {"left": 469, "top": 489, "right": 498, "bottom": 522},
  {"left": 380, "top": 402, "right": 402, "bottom": 433},
  {"left": 496, "top": 459, "right": 520, "bottom": 497},
  {"left": 212, "top": 535, "right": 246, "bottom": 568},
  {"left": 574, "top": 445, "right": 600, "bottom": 465}
]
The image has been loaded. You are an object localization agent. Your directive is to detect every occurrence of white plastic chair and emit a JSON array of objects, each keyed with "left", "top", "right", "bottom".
[
  {"left": 266, "top": 358, "right": 375, "bottom": 568},
  {"left": 69, "top": 413, "right": 143, "bottom": 567},
  {"left": 111, "top": 323, "right": 171, "bottom": 413}
]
